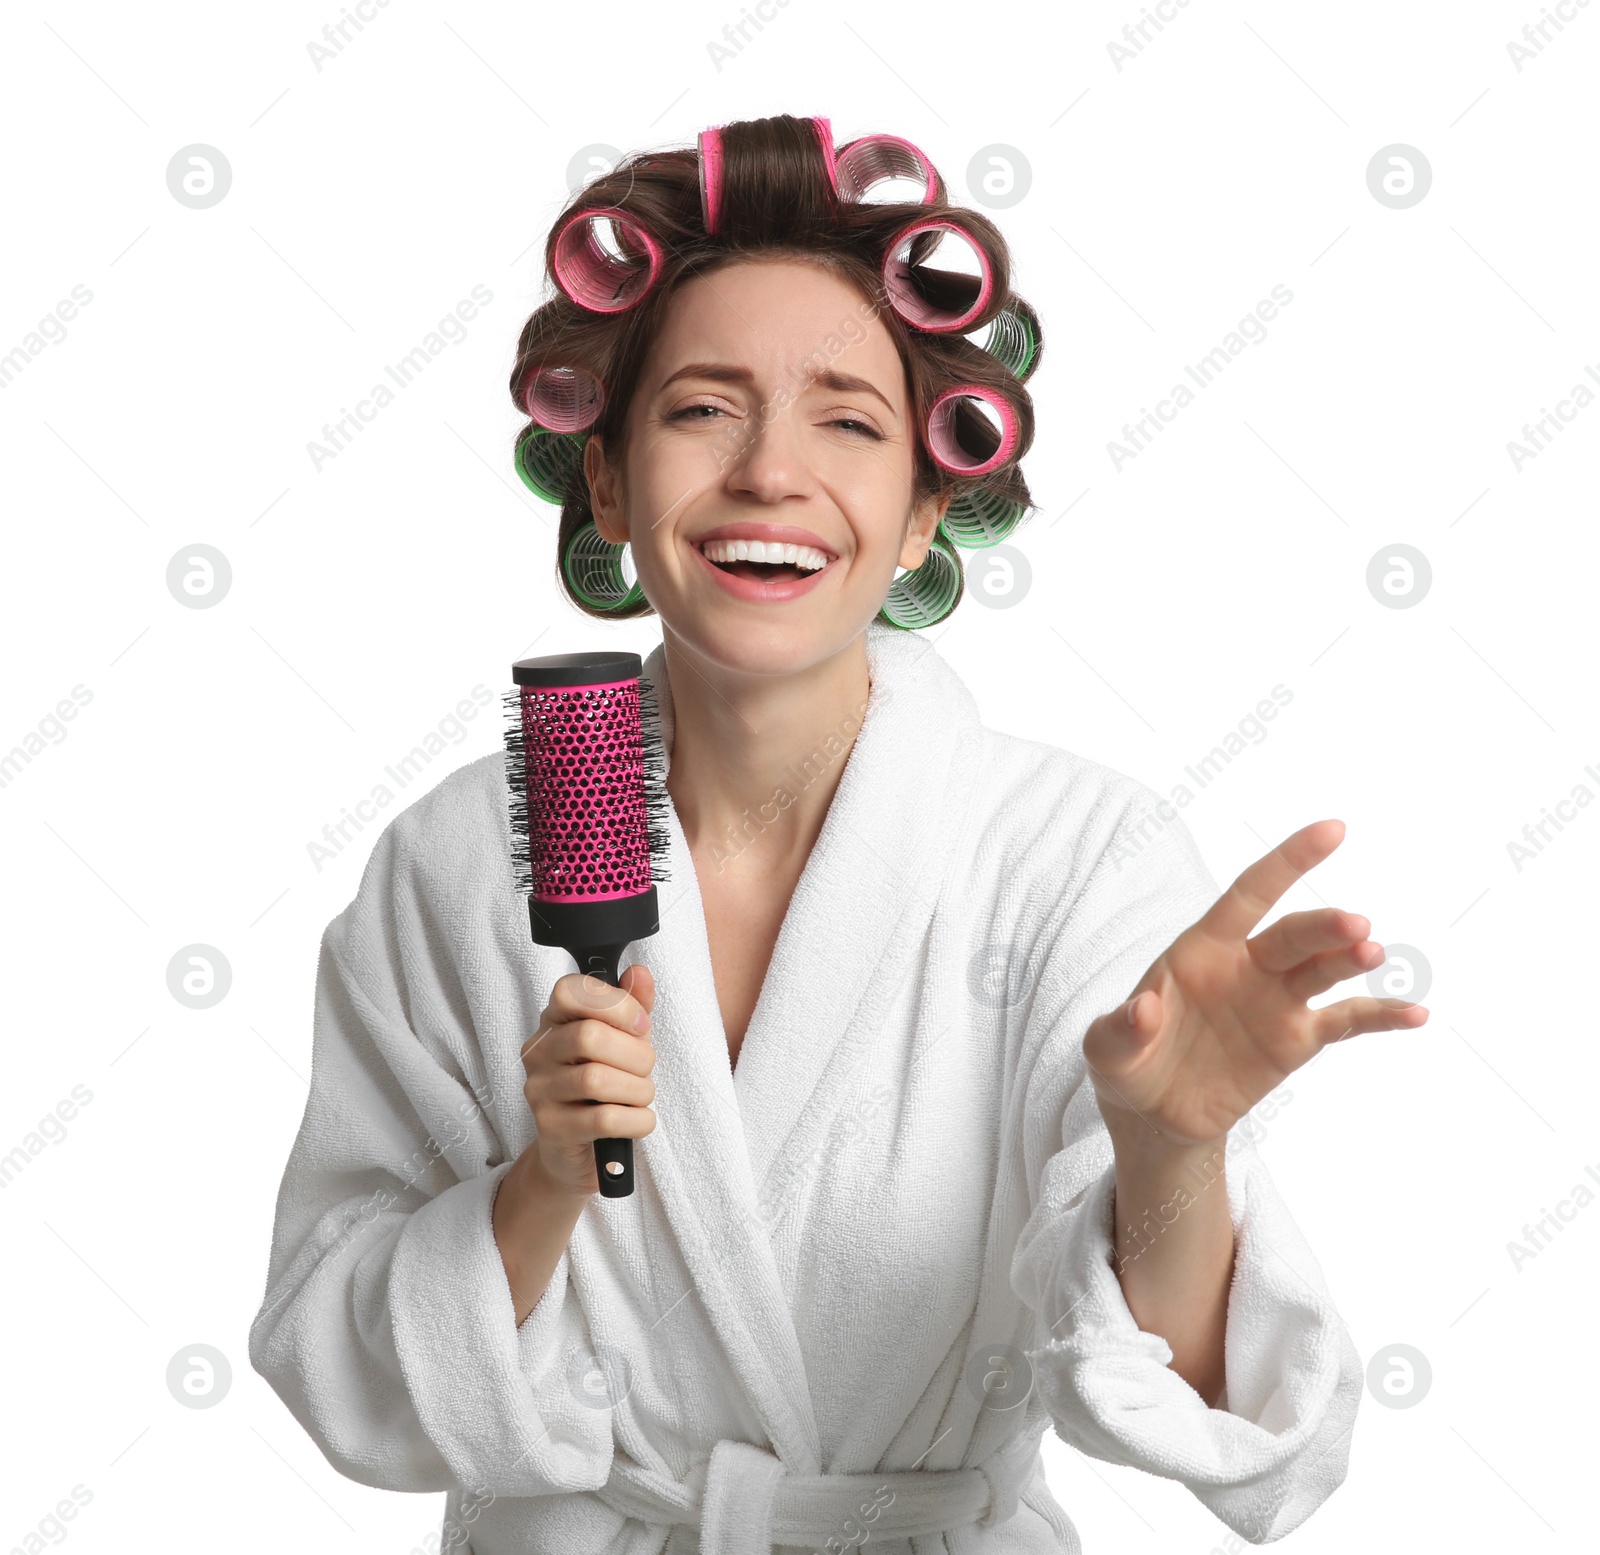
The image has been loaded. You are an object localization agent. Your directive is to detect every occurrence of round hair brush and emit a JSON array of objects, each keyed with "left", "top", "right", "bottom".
[{"left": 502, "top": 651, "right": 672, "bottom": 1198}]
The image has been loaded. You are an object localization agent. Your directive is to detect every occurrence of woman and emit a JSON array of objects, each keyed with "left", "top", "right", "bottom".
[{"left": 249, "top": 115, "right": 1425, "bottom": 1555}]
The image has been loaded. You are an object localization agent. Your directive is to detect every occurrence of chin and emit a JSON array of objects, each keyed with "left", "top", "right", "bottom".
[{"left": 666, "top": 609, "right": 872, "bottom": 680}]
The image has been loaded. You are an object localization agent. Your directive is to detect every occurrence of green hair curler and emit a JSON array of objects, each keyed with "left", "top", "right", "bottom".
[
  {"left": 878, "top": 531, "right": 963, "bottom": 630},
  {"left": 563, "top": 520, "right": 646, "bottom": 611},
  {"left": 938, "top": 485, "right": 1031, "bottom": 549},
  {"left": 515, "top": 425, "right": 589, "bottom": 505},
  {"left": 967, "top": 299, "right": 1041, "bottom": 382}
]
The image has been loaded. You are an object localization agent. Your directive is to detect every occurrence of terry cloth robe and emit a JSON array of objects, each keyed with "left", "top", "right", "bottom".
[{"left": 249, "top": 619, "right": 1364, "bottom": 1555}]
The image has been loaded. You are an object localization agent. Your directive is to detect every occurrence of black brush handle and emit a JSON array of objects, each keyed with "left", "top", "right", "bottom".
[{"left": 574, "top": 941, "right": 636, "bottom": 1199}]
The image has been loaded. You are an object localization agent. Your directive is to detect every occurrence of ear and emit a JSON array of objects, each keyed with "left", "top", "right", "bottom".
[
  {"left": 898, "top": 487, "right": 952, "bottom": 570},
  {"left": 584, "top": 435, "right": 628, "bottom": 545}
]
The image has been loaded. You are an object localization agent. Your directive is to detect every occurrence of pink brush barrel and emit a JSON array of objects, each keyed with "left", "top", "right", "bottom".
[{"left": 516, "top": 677, "right": 655, "bottom": 904}]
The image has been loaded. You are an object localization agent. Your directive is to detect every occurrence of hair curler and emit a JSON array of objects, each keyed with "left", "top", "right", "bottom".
[
  {"left": 938, "top": 484, "right": 1030, "bottom": 549},
  {"left": 811, "top": 116, "right": 840, "bottom": 197},
  {"left": 880, "top": 530, "right": 964, "bottom": 630},
  {"left": 562, "top": 521, "right": 645, "bottom": 611},
  {"left": 503, "top": 652, "right": 671, "bottom": 1198},
  {"left": 514, "top": 425, "right": 588, "bottom": 504},
  {"left": 882, "top": 218, "right": 994, "bottom": 333},
  {"left": 968, "top": 298, "right": 1042, "bottom": 382},
  {"left": 925, "top": 384, "right": 1020, "bottom": 477},
  {"left": 523, "top": 364, "right": 606, "bottom": 433},
  {"left": 700, "top": 115, "right": 836, "bottom": 234},
  {"left": 552, "top": 206, "right": 664, "bottom": 313},
  {"left": 698, "top": 124, "right": 726, "bottom": 234},
  {"left": 834, "top": 134, "right": 940, "bottom": 204}
]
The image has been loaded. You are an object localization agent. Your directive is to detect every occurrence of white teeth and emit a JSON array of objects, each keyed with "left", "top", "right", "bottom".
[{"left": 699, "top": 537, "right": 830, "bottom": 571}]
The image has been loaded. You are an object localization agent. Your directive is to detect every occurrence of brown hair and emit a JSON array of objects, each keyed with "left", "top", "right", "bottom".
[{"left": 509, "top": 113, "right": 1044, "bottom": 622}]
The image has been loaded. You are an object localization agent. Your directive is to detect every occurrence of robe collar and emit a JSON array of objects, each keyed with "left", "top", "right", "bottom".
[{"left": 613, "top": 621, "right": 987, "bottom": 1472}]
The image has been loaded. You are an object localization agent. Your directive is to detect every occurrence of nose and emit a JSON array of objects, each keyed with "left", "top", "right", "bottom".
[{"left": 718, "top": 400, "right": 814, "bottom": 504}]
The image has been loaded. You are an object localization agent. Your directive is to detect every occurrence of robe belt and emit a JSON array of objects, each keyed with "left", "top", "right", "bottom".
[{"left": 593, "top": 1430, "right": 1041, "bottom": 1555}]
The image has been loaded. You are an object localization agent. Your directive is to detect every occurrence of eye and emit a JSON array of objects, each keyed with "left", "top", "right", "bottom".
[
  {"left": 668, "top": 402, "right": 730, "bottom": 422},
  {"left": 828, "top": 416, "right": 884, "bottom": 440}
]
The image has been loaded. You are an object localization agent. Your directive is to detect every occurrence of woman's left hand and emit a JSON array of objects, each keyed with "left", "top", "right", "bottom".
[{"left": 1084, "top": 818, "right": 1428, "bottom": 1147}]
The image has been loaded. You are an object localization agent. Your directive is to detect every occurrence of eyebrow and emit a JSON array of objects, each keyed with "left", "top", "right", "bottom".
[{"left": 655, "top": 361, "right": 897, "bottom": 417}]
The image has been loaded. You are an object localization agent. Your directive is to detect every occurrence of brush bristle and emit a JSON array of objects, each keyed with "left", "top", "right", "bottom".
[
  {"left": 502, "top": 673, "right": 672, "bottom": 900},
  {"left": 636, "top": 676, "right": 672, "bottom": 880}
]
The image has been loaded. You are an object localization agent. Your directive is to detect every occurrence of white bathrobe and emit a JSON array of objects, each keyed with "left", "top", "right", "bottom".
[{"left": 249, "top": 620, "right": 1363, "bottom": 1555}]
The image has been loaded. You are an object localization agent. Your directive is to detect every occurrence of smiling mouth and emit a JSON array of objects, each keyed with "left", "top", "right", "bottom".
[{"left": 697, "top": 538, "right": 832, "bottom": 584}]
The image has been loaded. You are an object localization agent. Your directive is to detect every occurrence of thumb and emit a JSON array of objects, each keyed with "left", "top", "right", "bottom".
[
  {"left": 1088, "top": 988, "right": 1163, "bottom": 1076},
  {"left": 1124, "top": 988, "right": 1161, "bottom": 1042},
  {"left": 621, "top": 962, "right": 657, "bottom": 1015}
]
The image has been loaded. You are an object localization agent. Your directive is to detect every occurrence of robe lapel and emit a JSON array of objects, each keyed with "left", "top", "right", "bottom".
[{"left": 628, "top": 625, "right": 985, "bottom": 1472}]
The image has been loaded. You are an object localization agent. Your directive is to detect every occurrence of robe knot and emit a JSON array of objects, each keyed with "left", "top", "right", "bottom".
[{"left": 596, "top": 1433, "right": 1042, "bottom": 1553}]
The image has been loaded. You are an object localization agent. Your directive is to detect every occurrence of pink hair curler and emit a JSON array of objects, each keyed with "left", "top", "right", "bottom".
[
  {"left": 700, "top": 116, "right": 836, "bottom": 233},
  {"left": 552, "top": 206, "right": 663, "bottom": 314},
  {"left": 812, "top": 115, "right": 839, "bottom": 196},
  {"left": 925, "top": 383, "right": 1020, "bottom": 477},
  {"left": 698, "top": 124, "right": 725, "bottom": 233},
  {"left": 882, "top": 218, "right": 995, "bottom": 333},
  {"left": 523, "top": 365, "right": 605, "bottom": 433},
  {"left": 834, "top": 134, "right": 939, "bottom": 204}
]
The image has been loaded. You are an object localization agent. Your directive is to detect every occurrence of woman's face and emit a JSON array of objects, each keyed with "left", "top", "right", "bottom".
[{"left": 586, "top": 255, "right": 947, "bottom": 678}]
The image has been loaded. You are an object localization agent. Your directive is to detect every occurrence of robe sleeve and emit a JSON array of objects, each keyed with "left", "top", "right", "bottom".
[
  {"left": 1008, "top": 784, "right": 1363, "bottom": 1544},
  {"left": 247, "top": 812, "right": 614, "bottom": 1498}
]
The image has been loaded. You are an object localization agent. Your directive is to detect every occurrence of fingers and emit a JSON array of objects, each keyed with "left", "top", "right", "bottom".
[
  {"left": 550, "top": 969, "right": 652, "bottom": 1036},
  {"left": 521, "top": 967, "right": 655, "bottom": 1069},
  {"left": 543, "top": 1045, "right": 657, "bottom": 1107},
  {"left": 535, "top": 1093, "right": 657, "bottom": 1148},
  {"left": 1280, "top": 940, "right": 1386, "bottom": 1002},
  {"left": 526, "top": 1013, "right": 656, "bottom": 1077},
  {"left": 1310, "top": 995, "right": 1429, "bottom": 1048},
  {"left": 1248, "top": 906, "right": 1370, "bottom": 974},
  {"left": 1203, "top": 819, "right": 1346, "bottom": 943}
]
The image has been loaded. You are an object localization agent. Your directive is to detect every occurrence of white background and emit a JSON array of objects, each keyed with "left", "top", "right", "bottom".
[{"left": 1, "top": 1, "right": 1594, "bottom": 1551}]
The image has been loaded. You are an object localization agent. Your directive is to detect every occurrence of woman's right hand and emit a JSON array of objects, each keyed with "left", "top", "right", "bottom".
[{"left": 521, "top": 964, "right": 658, "bottom": 1195}]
